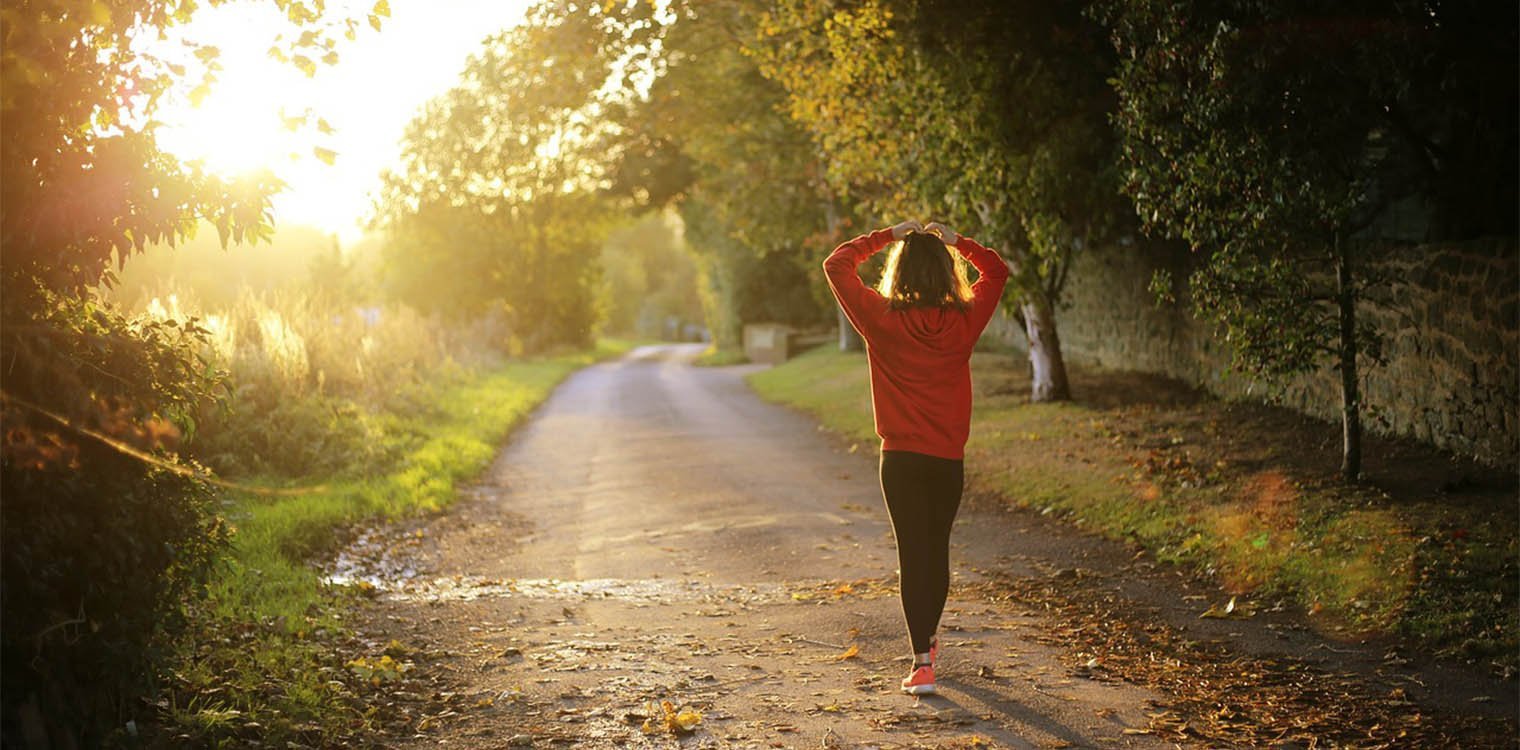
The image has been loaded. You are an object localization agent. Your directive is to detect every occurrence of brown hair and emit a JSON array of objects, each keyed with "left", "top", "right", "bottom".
[{"left": 876, "top": 230, "right": 973, "bottom": 310}]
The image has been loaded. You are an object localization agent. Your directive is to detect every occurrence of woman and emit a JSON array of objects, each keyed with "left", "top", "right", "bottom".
[{"left": 822, "top": 219, "right": 1010, "bottom": 695}]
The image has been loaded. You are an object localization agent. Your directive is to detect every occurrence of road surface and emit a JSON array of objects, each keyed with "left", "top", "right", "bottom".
[
  {"left": 340, "top": 343, "right": 1512, "bottom": 748},
  {"left": 344, "top": 344, "right": 1171, "bottom": 748}
]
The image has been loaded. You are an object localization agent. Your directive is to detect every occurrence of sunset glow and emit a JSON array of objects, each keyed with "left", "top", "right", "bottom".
[{"left": 147, "top": 0, "right": 535, "bottom": 243}]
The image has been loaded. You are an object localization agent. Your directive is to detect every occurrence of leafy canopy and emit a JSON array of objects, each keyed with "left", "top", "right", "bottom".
[
  {"left": 1, "top": 0, "right": 386, "bottom": 296},
  {"left": 1103, "top": 0, "right": 1514, "bottom": 378},
  {"left": 751, "top": 0, "right": 1125, "bottom": 300},
  {"left": 372, "top": 2, "right": 657, "bottom": 347}
]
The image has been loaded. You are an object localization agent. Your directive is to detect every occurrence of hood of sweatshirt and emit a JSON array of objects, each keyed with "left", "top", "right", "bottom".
[{"left": 895, "top": 306, "right": 968, "bottom": 354}]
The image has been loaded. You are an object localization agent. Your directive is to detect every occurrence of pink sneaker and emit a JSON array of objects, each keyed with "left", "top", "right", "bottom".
[{"left": 901, "top": 664, "right": 936, "bottom": 695}]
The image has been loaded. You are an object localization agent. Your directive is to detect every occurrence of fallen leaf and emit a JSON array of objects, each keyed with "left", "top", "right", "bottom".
[
  {"left": 1199, "top": 596, "right": 1253, "bottom": 619},
  {"left": 382, "top": 639, "right": 416, "bottom": 658},
  {"left": 673, "top": 706, "right": 702, "bottom": 731},
  {"left": 640, "top": 699, "right": 701, "bottom": 735},
  {"left": 836, "top": 644, "right": 860, "bottom": 661}
]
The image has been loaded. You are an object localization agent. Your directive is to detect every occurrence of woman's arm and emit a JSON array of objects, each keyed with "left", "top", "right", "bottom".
[
  {"left": 926, "top": 222, "right": 1010, "bottom": 333},
  {"left": 823, "top": 221, "right": 920, "bottom": 339},
  {"left": 955, "top": 235, "right": 1011, "bottom": 333}
]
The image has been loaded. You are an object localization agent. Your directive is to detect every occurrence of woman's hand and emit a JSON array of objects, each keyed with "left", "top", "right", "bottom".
[
  {"left": 925, "top": 222, "right": 959, "bottom": 246},
  {"left": 890, "top": 220, "right": 924, "bottom": 240}
]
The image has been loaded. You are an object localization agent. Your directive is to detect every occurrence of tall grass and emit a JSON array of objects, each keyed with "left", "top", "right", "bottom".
[
  {"left": 135, "top": 284, "right": 507, "bottom": 475},
  {"left": 114, "top": 261, "right": 636, "bottom": 742}
]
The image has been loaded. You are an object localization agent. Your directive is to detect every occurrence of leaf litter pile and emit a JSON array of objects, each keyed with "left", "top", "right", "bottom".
[{"left": 960, "top": 570, "right": 1515, "bottom": 748}]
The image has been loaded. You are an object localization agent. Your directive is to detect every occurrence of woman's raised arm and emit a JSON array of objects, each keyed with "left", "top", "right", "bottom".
[{"left": 823, "top": 220, "right": 922, "bottom": 337}]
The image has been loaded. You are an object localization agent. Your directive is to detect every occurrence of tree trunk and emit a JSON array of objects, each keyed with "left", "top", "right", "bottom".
[
  {"left": 1020, "top": 291, "right": 1071, "bottom": 402},
  {"left": 819, "top": 185, "right": 860, "bottom": 352},
  {"left": 837, "top": 306, "right": 863, "bottom": 351},
  {"left": 1335, "top": 232, "right": 1362, "bottom": 482}
]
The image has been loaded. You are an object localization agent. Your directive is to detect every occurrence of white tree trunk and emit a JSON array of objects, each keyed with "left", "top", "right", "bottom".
[{"left": 1021, "top": 293, "right": 1071, "bottom": 402}]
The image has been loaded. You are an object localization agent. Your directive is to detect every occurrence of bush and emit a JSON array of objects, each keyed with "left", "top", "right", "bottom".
[
  {"left": 1, "top": 289, "right": 229, "bottom": 747},
  {"left": 0, "top": 262, "right": 524, "bottom": 746}
]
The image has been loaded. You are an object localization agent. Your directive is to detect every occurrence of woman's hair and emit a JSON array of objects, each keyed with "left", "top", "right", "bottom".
[{"left": 876, "top": 230, "right": 974, "bottom": 310}]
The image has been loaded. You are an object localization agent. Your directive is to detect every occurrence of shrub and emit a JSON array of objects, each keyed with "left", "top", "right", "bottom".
[{"left": 1, "top": 288, "right": 229, "bottom": 747}]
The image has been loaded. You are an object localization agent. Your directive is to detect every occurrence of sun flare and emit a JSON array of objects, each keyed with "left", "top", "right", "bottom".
[
  {"left": 141, "top": 0, "right": 534, "bottom": 243},
  {"left": 157, "top": 77, "right": 301, "bottom": 178},
  {"left": 144, "top": 2, "right": 312, "bottom": 176}
]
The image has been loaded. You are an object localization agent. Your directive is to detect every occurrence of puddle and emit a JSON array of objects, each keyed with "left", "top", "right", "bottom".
[
  {"left": 372, "top": 575, "right": 787, "bottom": 605},
  {"left": 321, "top": 519, "right": 819, "bottom": 610},
  {"left": 323, "top": 525, "right": 423, "bottom": 588}
]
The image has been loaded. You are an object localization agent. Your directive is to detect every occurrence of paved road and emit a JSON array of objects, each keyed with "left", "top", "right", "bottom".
[{"left": 355, "top": 343, "right": 1174, "bottom": 748}]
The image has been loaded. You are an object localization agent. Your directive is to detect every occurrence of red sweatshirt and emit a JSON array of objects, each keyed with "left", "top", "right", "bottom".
[{"left": 823, "top": 228, "right": 1010, "bottom": 460}]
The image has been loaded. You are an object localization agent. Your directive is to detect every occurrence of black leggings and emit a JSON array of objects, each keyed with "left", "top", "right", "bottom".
[{"left": 879, "top": 450, "right": 964, "bottom": 655}]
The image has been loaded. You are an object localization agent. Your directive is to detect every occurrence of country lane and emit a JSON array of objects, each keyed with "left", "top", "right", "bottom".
[{"left": 343, "top": 343, "right": 1180, "bottom": 749}]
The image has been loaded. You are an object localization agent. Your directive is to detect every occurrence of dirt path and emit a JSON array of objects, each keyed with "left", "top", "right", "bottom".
[{"left": 338, "top": 344, "right": 1513, "bottom": 749}]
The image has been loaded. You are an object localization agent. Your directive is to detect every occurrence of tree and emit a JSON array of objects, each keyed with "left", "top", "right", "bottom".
[
  {"left": 602, "top": 0, "right": 841, "bottom": 350},
  {"left": 751, "top": 0, "right": 1128, "bottom": 401},
  {"left": 599, "top": 210, "right": 705, "bottom": 339},
  {"left": 0, "top": 0, "right": 381, "bottom": 742},
  {"left": 372, "top": 3, "right": 636, "bottom": 350},
  {"left": 1104, "top": 0, "right": 1518, "bottom": 480}
]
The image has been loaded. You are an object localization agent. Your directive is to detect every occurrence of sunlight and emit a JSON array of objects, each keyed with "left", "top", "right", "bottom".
[
  {"left": 158, "top": 79, "right": 298, "bottom": 177},
  {"left": 144, "top": 0, "right": 536, "bottom": 244},
  {"left": 148, "top": 3, "right": 304, "bottom": 177}
]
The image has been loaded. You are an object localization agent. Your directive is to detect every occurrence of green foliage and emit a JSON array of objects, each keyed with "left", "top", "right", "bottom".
[
  {"left": 1099, "top": 0, "right": 1517, "bottom": 477},
  {"left": 750, "top": 0, "right": 1126, "bottom": 302},
  {"left": 747, "top": 0, "right": 1127, "bottom": 399},
  {"left": 1, "top": 1, "right": 378, "bottom": 740},
  {"left": 1105, "top": 0, "right": 1517, "bottom": 253},
  {"left": 0, "top": 286, "right": 232, "bottom": 746},
  {"left": 598, "top": 210, "right": 705, "bottom": 339},
  {"left": 1, "top": 0, "right": 375, "bottom": 296},
  {"left": 1105, "top": 0, "right": 1516, "bottom": 382},
  {"left": 373, "top": 4, "right": 643, "bottom": 350},
  {"left": 680, "top": 198, "right": 829, "bottom": 348},
  {"left": 1, "top": 455, "right": 229, "bottom": 747},
  {"left": 3, "top": 283, "right": 226, "bottom": 440},
  {"left": 603, "top": 1, "right": 839, "bottom": 340}
]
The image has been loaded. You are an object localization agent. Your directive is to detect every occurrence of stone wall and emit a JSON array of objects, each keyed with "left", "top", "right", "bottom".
[{"left": 991, "top": 239, "right": 1518, "bottom": 466}]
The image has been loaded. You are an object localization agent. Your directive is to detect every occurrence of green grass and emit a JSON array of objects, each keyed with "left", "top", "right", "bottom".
[
  {"left": 748, "top": 346, "right": 1518, "bottom": 673},
  {"left": 691, "top": 345, "right": 750, "bottom": 367},
  {"left": 151, "top": 340, "right": 638, "bottom": 745},
  {"left": 746, "top": 346, "right": 873, "bottom": 439}
]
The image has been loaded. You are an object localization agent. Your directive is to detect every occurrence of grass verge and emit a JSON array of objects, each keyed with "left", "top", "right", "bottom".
[
  {"left": 691, "top": 345, "right": 749, "bottom": 367},
  {"left": 748, "top": 346, "right": 1518, "bottom": 677},
  {"left": 144, "top": 340, "right": 638, "bottom": 747}
]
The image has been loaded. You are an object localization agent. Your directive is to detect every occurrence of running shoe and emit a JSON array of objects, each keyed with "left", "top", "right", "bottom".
[{"left": 901, "top": 664, "right": 936, "bottom": 695}]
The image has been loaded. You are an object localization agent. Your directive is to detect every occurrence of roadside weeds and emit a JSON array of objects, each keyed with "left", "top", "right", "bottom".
[{"left": 135, "top": 341, "right": 640, "bottom": 747}]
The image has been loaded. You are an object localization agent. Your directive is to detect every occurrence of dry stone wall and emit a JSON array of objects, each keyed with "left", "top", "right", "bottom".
[{"left": 990, "top": 239, "right": 1518, "bottom": 466}]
